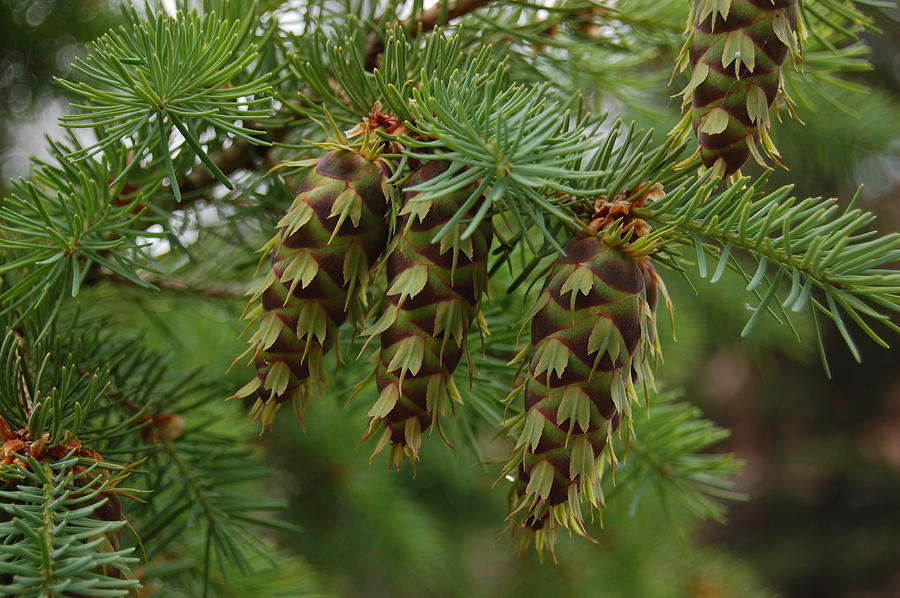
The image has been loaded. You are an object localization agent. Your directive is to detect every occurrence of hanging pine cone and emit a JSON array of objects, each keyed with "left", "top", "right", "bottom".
[
  {"left": 364, "top": 161, "right": 492, "bottom": 469},
  {"left": 234, "top": 149, "right": 389, "bottom": 428},
  {"left": 673, "top": 0, "right": 800, "bottom": 177},
  {"left": 503, "top": 233, "right": 661, "bottom": 556}
]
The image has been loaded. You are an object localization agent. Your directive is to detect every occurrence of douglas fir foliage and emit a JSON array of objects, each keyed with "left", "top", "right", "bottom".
[{"left": 0, "top": 0, "right": 897, "bottom": 596}]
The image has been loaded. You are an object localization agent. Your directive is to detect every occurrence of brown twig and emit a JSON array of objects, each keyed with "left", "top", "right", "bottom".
[
  {"left": 368, "top": 1, "right": 497, "bottom": 76},
  {"left": 149, "top": 276, "right": 249, "bottom": 299},
  {"left": 176, "top": 123, "right": 286, "bottom": 198},
  {"left": 178, "top": 140, "right": 256, "bottom": 196},
  {"left": 90, "top": 268, "right": 249, "bottom": 300},
  {"left": 412, "top": 0, "right": 497, "bottom": 32}
]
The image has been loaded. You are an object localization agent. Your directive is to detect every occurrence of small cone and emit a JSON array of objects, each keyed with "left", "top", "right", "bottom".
[
  {"left": 503, "top": 234, "right": 661, "bottom": 555},
  {"left": 673, "top": 0, "right": 800, "bottom": 176},
  {"left": 237, "top": 149, "right": 389, "bottom": 429},
  {"left": 367, "top": 161, "right": 492, "bottom": 468}
]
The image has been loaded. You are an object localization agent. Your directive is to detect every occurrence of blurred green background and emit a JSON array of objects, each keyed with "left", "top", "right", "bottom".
[{"left": 2, "top": 1, "right": 898, "bottom": 596}]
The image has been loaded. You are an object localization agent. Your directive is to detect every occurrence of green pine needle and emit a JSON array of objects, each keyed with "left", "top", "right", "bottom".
[{"left": 56, "top": 7, "right": 273, "bottom": 190}]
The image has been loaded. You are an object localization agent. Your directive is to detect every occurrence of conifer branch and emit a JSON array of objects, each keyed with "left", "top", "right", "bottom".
[
  {"left": 611, "top": 391, "right": 747, "bottom": 523},
  {"left": 0, "top": 456, "right": 141, "bottom": 597},
  {"left": 633, "top": 177, "right": 900, "bottom": 361},
  {"left": 1, "top": 0, "right": 897, "bottom": 586},
  {"left": 169, "top": 1, "right": 496, "bottom": 195},
  {"left": 0, "top": 137, "right": 161, "bottom": 320},
  {"left": 56, "top": 7, "right": 274, "bottom": 197},
  {"left": 799, "top": 0, "right": 892, "bottom": 42}
]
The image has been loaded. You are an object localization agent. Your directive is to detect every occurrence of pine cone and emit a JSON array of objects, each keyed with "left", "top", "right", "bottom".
[
  {"left": 504, "top": 234, "right": 660, "bottom": 555},
  {"left": 675, "top": 0, "right": 799, "bottom": 176},
  {"left": 235, "top": 149, "right": 389, "bottom": 428},
  {"left": 365, "top": 161, "right": 492, "bottom": 469}
]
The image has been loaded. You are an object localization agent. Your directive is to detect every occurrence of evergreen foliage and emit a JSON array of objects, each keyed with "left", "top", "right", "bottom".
[{"left": 0, "top": 0, "right": 897, "bottom": 595}]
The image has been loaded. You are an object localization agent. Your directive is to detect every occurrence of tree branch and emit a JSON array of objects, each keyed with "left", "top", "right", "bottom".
[
  {"left": 88, "top": 267, "right": 249, "bottom": 300},
  {"left": 177, "top": 124, "right": 285, "bottom": 197},
  {"left": 414, "top": 0, "right": 497, "bottom": 31},
  {"left": 366, "top": 0, "right": 496, "bottom": 69}
]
